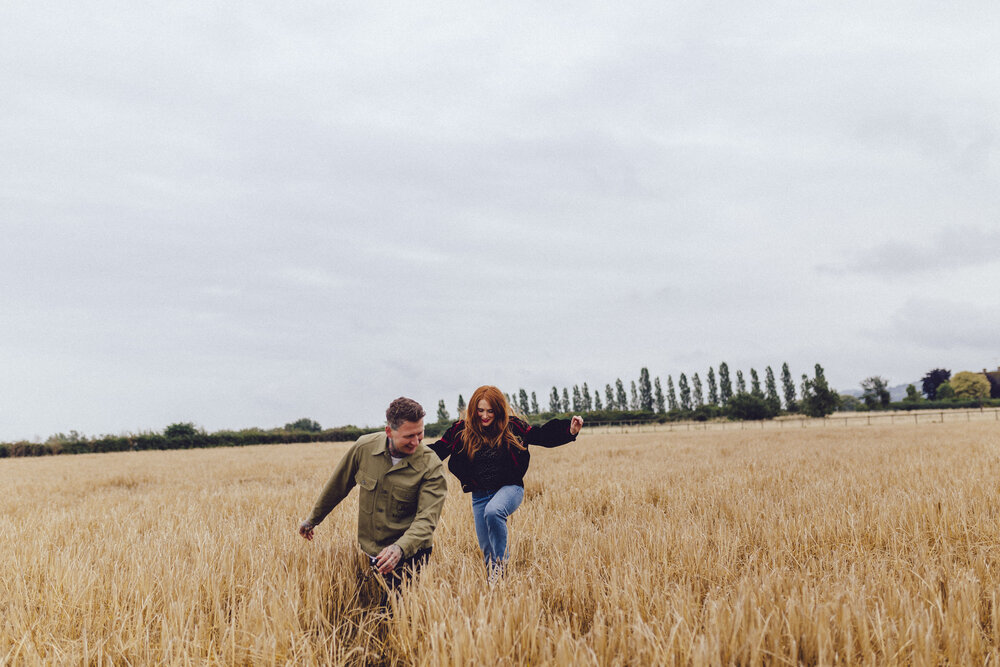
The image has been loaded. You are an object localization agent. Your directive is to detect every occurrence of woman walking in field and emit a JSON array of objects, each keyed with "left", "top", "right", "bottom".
[{"left": 429, "top": 385, "right": 583, "bottom": 580}]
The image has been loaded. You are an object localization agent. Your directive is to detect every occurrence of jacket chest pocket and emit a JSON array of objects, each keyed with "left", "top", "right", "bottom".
[
  {"left": 389, "top": 486, "right": 417, "bottom": 521},
  {"left": 355, "top": 471, "right": 377, "bottom": 514}
]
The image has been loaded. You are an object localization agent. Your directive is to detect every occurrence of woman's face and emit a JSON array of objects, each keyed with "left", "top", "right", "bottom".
[{"left": 476, "top": 399, "right": 495, "bottom": 427}]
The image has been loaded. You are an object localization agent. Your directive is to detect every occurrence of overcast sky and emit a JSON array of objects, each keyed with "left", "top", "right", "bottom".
[{"left": 2, "top": 2, "right": 998, "bottom": 441}]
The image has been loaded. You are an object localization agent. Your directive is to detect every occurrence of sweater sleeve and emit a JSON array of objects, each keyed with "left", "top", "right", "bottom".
[
  {"left": 521, "top": 418, "right": 577, "bottom": 448},
  {"left": 428, "top": 420, "right": 462, "bottom": 460}
]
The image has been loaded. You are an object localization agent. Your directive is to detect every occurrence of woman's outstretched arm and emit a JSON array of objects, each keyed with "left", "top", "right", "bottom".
[
  {"left": 521, "top": 416, "right": 583, "bottom": 448},
  {"left": 427, "top": 420, "right": 463, "bottom": 460}
]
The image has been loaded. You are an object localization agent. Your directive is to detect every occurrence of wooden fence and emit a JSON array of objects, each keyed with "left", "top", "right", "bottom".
[{"left": 579, "top": 407, "right": 1000, "bottom": 434}]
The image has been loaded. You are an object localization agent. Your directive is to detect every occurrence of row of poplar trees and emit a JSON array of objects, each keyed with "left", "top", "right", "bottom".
[{"left": 438, "top": 363, "right": 839, "bottom": 422}]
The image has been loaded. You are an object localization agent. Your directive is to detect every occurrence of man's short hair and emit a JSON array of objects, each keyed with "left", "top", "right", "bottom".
[{"left": 386, "top": 397, "right": 425, "bottom": 430}]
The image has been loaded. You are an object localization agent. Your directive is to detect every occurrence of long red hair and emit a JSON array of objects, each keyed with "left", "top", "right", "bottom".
[{"left": 460, "top": 385, "right": 526, "bottom": 458}]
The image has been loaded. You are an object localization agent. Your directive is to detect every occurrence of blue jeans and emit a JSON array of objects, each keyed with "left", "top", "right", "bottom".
[{"left": 471, "top": 485, "right": 524, "bottom": 567}]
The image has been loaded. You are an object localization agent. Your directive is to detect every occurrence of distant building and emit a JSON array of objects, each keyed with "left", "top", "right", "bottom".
[{"left": 983, "top": 367, "right": 1000, "bottom": 399}]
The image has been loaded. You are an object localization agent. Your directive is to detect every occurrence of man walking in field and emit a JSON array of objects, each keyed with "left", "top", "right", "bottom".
[{"left": 298, "top": 397, "right": 447, "bottom": 580}]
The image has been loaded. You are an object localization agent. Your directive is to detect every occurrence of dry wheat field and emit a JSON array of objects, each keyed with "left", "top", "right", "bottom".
[{"left": 3, "top": 420, "right": 1000, "bottom": 665}]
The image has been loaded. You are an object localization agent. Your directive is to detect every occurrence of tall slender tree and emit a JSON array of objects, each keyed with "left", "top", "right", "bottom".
[
  {"left": 750, "top": 369, "right": 763, "bottom": 397},
  {"left": 630, "top": 381, "right": 639, "bottom": 410},
  {"left": 707, "top": 367, "right": 719, "bottom": 405},
  {"left": 518, "top": 388, "right": 530, "bottom": 414},
  {"left": 561, "top": 388, "right": 571, "bottom": 413},
  {"left": 549, "top": 387, "right": 561, "bottom": 413},
  {"left": 692, "top": 373, "right": 704, "bottom": 407},
  {"left": 736, "top": 370, "right": 746, "bottom": 394},
  {"left": 666, "top": 375, "right": 678, "bottom": 411},
  {"left": 719, "top": 362, "right": 733, "bottom": 404},
  {"left": 764, "top": 366, "right": 781, "bottom": 411},
  {"left": 582, "top": 383, "right": 592, "bottom": 411},
  {"left": 615, "top": 379, "right": 627, "bottom": 411},
  {"left": 781, "top": 362, "right": 797, "bottom": 411},
  {"left": 638, "top": 367, "right": 653, "bottom": 411},
  {"left": 530, "top": 392, "right": 539, "bottom": 414},
  {"left": 437, "top": 400, "right": 450, "bottom": 423},
  {"left": 654, "top": 377, "right": 665, "bottom": 413},
  {"left": 678, "top": 373, "right": 692, "bottom": 411},
  {"left": 594, "top": 392, "right": 603, "bottom": 410},
  {"left": 457, "top": 394, "right": 466, "bottom": 417},
  {"left": 605, "top": 384, "right": 615, "bottom": 410},
  {"left": 572, "top": 385, "right": 582, "bottom": 411}
]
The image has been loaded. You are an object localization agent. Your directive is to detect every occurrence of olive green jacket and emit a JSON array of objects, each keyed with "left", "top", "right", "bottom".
[{"left": 307, "top": 432, "right": 447, "bottom": 558}]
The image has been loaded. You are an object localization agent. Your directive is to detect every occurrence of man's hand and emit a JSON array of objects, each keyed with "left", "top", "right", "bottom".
[
  {"left": 298, "top": 519, "right": 315, "bottom": 541},
  {"left": 570, "top": 415, "right": 584, "bottom": 435},
  {"left": 374, "top": 544, "right": 403, "bottom": 574}
]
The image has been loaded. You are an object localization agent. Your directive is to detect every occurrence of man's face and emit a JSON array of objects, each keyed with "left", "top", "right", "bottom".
[{"left": 386, "top": 419, "right": 424, "bottom": 457}]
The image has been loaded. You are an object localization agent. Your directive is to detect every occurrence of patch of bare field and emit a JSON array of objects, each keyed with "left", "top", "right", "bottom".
[{"left": 3, "top": 421, "right": 1000, "bottom": 665}]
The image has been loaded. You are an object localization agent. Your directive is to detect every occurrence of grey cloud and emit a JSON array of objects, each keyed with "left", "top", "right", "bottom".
[
  {"left": 819, "top": 226, "right": 1000, "bottom": 276},
  {"left": 880, "top": 298, "right": 1000, "bottom": 351},
  {"left": 853, "top": 112, "right": 996, "bottom": 176}
]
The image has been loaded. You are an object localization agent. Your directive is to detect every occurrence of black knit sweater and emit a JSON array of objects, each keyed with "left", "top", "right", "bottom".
[{"left": 428, "top": 417, "right": 577, "bottom": 492}]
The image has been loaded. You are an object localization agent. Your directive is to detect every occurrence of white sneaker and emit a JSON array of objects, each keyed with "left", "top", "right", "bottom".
[{"left": 487, "top": 563, "right": 504, "bottom": 585}]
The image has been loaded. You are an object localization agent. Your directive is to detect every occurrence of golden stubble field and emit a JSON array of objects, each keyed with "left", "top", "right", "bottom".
[{"left": 3, "top": 421, "right": 1000, "bottom": 665}]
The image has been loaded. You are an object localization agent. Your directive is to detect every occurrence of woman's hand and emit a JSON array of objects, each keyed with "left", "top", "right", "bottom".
[{"left": 570, "top": 416, "right": 584, "bottom": 435}]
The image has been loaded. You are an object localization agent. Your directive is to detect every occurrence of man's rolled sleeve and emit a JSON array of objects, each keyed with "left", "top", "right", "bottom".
[{"left": 393, "top": 464, "right": 447, "bottom": 558}]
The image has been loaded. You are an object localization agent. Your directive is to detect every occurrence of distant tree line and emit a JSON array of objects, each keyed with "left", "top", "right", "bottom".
[
  {"left": 841, "top": 367, "right": 1000, "bottom": 412},
  {"left": 436, "top": 362, "right": 843, "bottom": 426},
  {"left": 0, "top": 420, "right": 365, "bottom": 458},
  {"left": 13, "top": 365, "right": 997, "bottom": 459},
  {"left": 435, "top": 363, "right": 1000, "bottom": 429}
]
